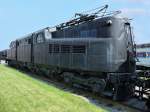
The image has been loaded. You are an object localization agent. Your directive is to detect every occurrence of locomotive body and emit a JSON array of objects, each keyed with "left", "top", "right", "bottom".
[
  {"left": 8, "top": 17, "right": 135, "bottom": 72},
  {"left": 6, "top": 6, "right": 136, "bottom": 100}
]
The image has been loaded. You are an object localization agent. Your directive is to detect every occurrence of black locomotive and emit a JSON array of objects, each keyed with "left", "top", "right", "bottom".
[{"left": 4, "top": 5, "right": 136, "bottom": 100}]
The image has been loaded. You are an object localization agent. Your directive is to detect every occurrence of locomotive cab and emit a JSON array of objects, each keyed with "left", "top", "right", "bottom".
[{"left": 116, "top": 20, "right": 136, "bottom": 73}]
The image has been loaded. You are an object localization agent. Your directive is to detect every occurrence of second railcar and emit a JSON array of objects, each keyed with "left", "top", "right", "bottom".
[{"left": 0, "top": 50, "right": 7, "bottom": 60}]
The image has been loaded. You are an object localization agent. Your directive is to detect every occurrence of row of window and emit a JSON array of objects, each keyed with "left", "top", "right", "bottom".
[
  {"left": 49, "top": 44, "right": 86, "bottom": 54},
  {"left": 36, "top": 33, "right": 45, "bottom": 43},
  {"left": 10, "top": 42, "right": 16, "bottom": 48},
  {"left": 17, "top": 38, "right": 31, "bottom": 46},
  {"left": 52, "top": 29, "right": 97, "bottom": 38},
  {"left": 17, "top": 33, "right": 45, "bottom": 46}
]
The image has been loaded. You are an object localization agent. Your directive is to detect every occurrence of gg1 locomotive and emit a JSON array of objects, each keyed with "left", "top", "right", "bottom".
[{"left": 5, "top": 5, "right": 136, "bottom": 100}]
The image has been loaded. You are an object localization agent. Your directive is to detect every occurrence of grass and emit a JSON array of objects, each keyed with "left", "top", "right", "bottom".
[{"left": 0, "top": 65, "right": 108, "bottom": 112}]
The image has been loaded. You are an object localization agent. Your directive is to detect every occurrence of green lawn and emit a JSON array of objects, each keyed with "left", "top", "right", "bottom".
[{"left": 0, "top": 65, "right": 107, "bottom": 112}]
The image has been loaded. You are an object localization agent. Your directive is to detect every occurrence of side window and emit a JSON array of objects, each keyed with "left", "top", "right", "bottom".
[
  {"left": 16, "top": 41, "right": 19, "bottom": 46},
  {"left": 25, "top": 38, "right": 28, "bottom": 44},
  {"left": 80, "top": 30, "right": 89, "bottom": 38},
  {"left": 9, "top": 42, "right": 12, "bottom": 48},
  {"left": 28, "top": 38, "right": 32, "bottom": 44},
  {"left": 90, "top": 29, "right": 97, "bottom": 37},
  {"left": 19, "top": 40, "right": 22, "bottom": 46},
  {"left": 36, "top": 33, "right": 44, "bottom": 43},
  {"left": 11, "top": 42, "right": 15, "bottom": 48},
  {"left": 80, "top": 29, "right": 97, "bottom": 38},
  {"left": 45, "top": 29, "right": 52, "bottom": 39},
  {"left": 125, "top": 25, "right": 132, "bottom": 44}
]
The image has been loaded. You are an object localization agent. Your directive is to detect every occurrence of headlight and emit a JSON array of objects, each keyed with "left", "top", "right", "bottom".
[{"left": 106, "top": 20, "right": 112, "bottom": 25}]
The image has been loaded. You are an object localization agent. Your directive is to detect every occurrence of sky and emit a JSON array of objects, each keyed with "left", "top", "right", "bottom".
[{"left": 0, "top": 0, "right": 150, "bottom": 50}]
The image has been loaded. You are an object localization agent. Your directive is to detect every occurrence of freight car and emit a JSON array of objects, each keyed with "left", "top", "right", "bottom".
[
  {"left": 0, "top": 50, "right": 7, "bottom": 61},
  {"left": 136, "top": 44, "right": 150, "bottom": 100},
  {"left": 6, "top": 5, "right": 136, "bottom": 101},
  {"left": 136, "top": 43, "right": 150, "bottom": 69}
]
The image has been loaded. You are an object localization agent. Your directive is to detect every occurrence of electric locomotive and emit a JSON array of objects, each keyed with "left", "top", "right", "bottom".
[{"left": 6, "top": 5, "right": 136, "bottom": 100}]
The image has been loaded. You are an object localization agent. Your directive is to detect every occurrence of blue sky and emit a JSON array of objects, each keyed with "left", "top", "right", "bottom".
[{"left": 0, "top": 0, "right": 150, "bottom": 50}]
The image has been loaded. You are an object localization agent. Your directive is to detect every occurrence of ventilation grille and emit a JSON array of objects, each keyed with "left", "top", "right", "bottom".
[
  {"left": 61, "top": 45, "right": 71, "bottom": 53},
  {"left": 72, "top": 45, "right": 86, "bottom": 53},
  {"left": 49, "top": 44, "right": 86, "bottom": 54}
]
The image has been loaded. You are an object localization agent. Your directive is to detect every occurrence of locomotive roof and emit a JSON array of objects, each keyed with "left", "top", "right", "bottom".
[
  {"left": 11, "top": 4, "right": 130, "bottom": 43},
  {"left": 16, "top": 28, "right": 48, "bottom": 41},
  {"left": 15, "top": 27, "right": 56, "bottom": 41},
  {"left": 15, "top": 16, "right": 126, "bottom": 41}
]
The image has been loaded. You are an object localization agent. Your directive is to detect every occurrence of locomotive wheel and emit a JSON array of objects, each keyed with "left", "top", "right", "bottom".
[
  {"left": 62, "top": 72, "right": 74, "bottom": 85},
  {"left": 92, "top": 83, "right": 102, "bottom": 93},
  {"left": 92, "top": 79, "right": 106, "bottom": 93},
  {"left": 113, "top": 84, "right": 131, "bottom": 101},
  {"left": 64, "top": 77, "right": 71, "bottom": 84}
]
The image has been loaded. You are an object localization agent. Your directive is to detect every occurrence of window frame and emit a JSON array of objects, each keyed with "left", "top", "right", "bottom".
[{"left": 36, "top": 33, "right": 45, "bottom": 44}]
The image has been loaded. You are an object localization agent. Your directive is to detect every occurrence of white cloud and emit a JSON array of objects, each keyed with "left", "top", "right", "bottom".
[
  {"left": 121, "top": 8, "right": 150, "bottom": 16},
  {"left": 112, "top": 0, "right": 150, "bottom": 5},
  {"left": 127, "top": 0, "right": 150, "bottom": 4}
]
